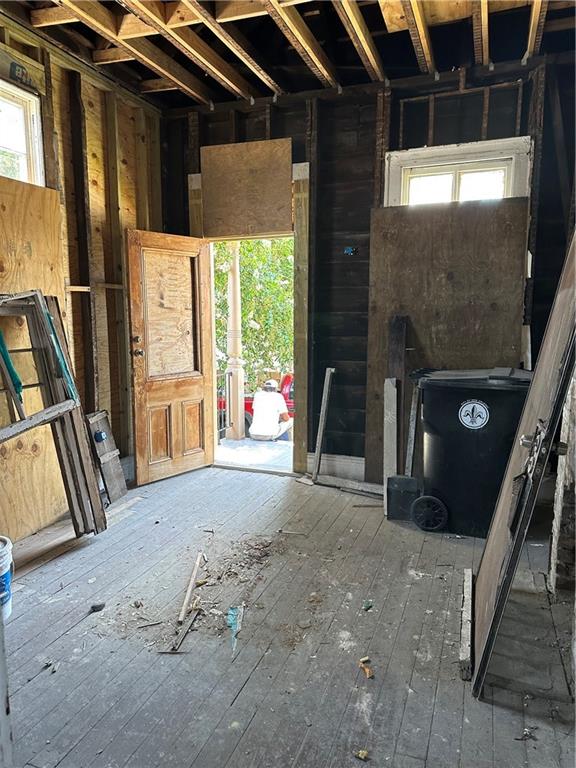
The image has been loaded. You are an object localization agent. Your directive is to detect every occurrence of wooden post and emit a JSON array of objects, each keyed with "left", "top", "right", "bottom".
[
  {"left": 293, "top": 162, "right": 310, "bottom": 474},
  {"left": 188, "top": 173, "right": 203, "bottom": 238},
  {"left": 387, "top": 315, "right": 408, "bottom": 474},
  {"left": 373, "top": 88, "right": 391, "bottom": 208},
  {"left": 69, "top": 70, "right": 98, "bottom": 413},
  {"left": 305, "top": 99, "right": 318, "bottom": 453},
  {"left": 383, "top": 377, "right": 398, "bottom": 515},
  {"left": 225, "top": 241, "right": 245, "bottom": 440},
  {"left": 40, "top": 50, "right": 60, "bottom": 190},
  {"left": 104, "top": 91, "right": 131, "bottom": 456}
]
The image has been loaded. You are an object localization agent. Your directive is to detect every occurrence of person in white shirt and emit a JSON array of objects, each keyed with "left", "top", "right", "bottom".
[{"left": 249, "top": 379, "right": 293, "bottom": 441}]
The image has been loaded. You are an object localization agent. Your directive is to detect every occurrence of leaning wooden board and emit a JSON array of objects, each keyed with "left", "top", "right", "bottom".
[
  {"left": 473, "top": 233, "right": 575, "bottom": 697},
  {"left": 365, "top": 198, "right": 529, "bottom": 483},
  {"left": 0, "top": 177, "right": 67, "bottom": 540}
]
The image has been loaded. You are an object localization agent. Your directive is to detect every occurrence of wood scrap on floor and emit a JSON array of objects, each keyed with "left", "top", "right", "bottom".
[
  {"left": 85, "top": 410, "right": 127, "bottom": 504},
  {"left": 297, "top": 366, "right": 335, "bottom": 486}
]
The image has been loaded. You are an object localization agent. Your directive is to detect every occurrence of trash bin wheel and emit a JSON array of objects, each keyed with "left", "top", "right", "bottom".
[{"left": 411, "top": 495, "right": 448, "bottom": 532}]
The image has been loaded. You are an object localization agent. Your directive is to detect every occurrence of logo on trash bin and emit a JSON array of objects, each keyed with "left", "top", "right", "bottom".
[{"left": 458, "top": 399, "right": 489, "bottom": 430}]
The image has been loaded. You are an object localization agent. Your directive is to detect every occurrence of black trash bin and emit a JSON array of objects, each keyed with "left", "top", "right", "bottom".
[{"left": 411, "top": 367, "right": 531, "bottom": 537}]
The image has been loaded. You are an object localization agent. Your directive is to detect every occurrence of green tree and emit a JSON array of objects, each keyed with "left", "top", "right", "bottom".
[{"left": 214, "top": 238, "right": 294, "bottom": 391}]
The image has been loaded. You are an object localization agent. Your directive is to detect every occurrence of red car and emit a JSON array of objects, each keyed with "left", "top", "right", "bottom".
[{"left": 218, "top": 373, "right": 294, "bottom": 435}]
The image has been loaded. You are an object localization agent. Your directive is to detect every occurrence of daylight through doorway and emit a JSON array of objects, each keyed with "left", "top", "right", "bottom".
[{"left": 213, "top": 237, "right": 294, "bottom": 473}]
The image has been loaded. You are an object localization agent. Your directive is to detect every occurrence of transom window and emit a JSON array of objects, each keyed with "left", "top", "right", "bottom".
[
  {"left": 0, "top": 79, "right": 44, "bottom": 186},
  {"left": 384, "top": 137, "right": 532, "bottom": 208},
  {"left": 403, "top": 159, "right": 512, "bottom": 205}
]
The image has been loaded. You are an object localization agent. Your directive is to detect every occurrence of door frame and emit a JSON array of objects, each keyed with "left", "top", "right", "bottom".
[{"left": 188, "top": 163, "right": 310, "bottom": 474}]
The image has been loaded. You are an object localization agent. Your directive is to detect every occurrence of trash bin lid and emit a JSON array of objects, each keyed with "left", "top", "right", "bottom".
[{"left": 417, "top": 367, "right": 532, "bottom": 391}]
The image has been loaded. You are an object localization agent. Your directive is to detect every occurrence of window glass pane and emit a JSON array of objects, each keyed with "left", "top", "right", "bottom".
[
  {"left": 408, "top": 173, "right": 453, "bottom": 205},
  {"left": 0, "top": 97, "right": 26, "bottom": 154},
  {"left": 0, "top": 149, "right": 26, "bottom": 181},
  {"left": 458, "top": 169, "right": 505, "bottom": 201}
]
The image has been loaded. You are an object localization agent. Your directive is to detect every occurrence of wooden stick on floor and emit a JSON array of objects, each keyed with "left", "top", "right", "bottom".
[
  {"left": 310, "top": 366, "right": 336, "bottom": 483},
  {"left": 178, "top": 552, "right": 205, "bottom": 625}
]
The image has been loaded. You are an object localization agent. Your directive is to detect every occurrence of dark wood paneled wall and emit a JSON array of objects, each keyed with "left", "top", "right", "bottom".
[{"left": 163, "top": 60, "right": 574, "bottom": 460}]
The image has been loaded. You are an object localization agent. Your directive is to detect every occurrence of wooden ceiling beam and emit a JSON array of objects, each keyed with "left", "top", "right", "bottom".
[
  {"left": 400, "top": 0, "right": 436, "bottom": 74},
  {"left": 164, "top": 2, "right": 202, "bottom": 28},
  {"left": 58, "top": 0, "right": 214, "bottom": 103},
  {"left": 472, "top": 0, "right": 490, "bottom": 66},
  {"left": 544, "top": 15, "right": 575, "bottom": 33},
  {"left": 178, "top": 0, "right": 284, "bottom": 94},
  {"left": 117, "top": 13, "right": 158, "bottom": 39},
  {"left": 216, "top": 0, "right": 312, "bottom": 24},
  {"left": 332, "top": 0, "right": 385, "bottom": 82},
  {"left": 92, "top": 47, "right": 135, "bottom": 64},
  {"left": 117, "top": 0, "right": 259, "bottom": 99},
  {"left": 140, "top": 78, "right": 178, "bottom": 92},
  {"left": 524, "top": 0, "right": 549, "bottom": 62},
  {"left": 30, "top": 6, "right": 77, "bottom": 27},
  {"left": 263, "top": 0, "right": 339, "bottom": 87}
]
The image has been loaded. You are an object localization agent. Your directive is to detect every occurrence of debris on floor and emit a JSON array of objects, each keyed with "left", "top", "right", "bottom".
[
  {"left": 515, "top": 726, "right": 539, "bottom": 741},
  {"left": 359, "top": 657, "right": 374, "bottom": 679},
  {"left": 362, "top": 599, "right": 373, "bottom": 612},
  {"left": 227, "top": 602, "right": 245, "bottom": 653},
  {"left": 354, "top": 748, "right": 369, "bottom": 761}
]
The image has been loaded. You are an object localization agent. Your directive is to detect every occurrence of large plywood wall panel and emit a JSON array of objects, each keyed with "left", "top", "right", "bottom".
[
  {"left": 0, "top": 177, "right": 67, "bottom": 540},
  {"left": 365, "top": 198, "right": 529, "bottom": 482},
  {"left": 200, "top": 138, "right": 293, "bottom": 238}
]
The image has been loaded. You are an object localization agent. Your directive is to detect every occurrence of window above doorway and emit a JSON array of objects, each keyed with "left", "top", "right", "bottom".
[
  {"left": 384, "top": 136, "right": 532, "bottom": 207},
  {"left": 0, "top": 79, "right": 44, "bottom": 186}
]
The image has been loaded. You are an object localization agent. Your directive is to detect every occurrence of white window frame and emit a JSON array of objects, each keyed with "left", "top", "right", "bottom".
[
  {"left": 384, "top": 136, "right": 532, "bottom": 207},
  {"left": 0, "top": 79, "right": 44, "bottom": 186}
]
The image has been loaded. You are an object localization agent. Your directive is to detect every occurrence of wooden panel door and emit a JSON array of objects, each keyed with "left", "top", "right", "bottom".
[{"left": 127, "top": 230, "right": 214, "bottom": 485}]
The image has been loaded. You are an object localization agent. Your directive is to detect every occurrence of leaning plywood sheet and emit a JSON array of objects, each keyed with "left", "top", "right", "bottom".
[
  {"left": 0, "top": 177, "right": 67, "bottom": 540},
  {"left": 200, "top": 139, "right": 293, "bottom": 238},
  {"left": 473, "top": 233, "right": 575, "bottom": 697},
  {"left": 365, "top": 198, "right": 529, "bottom": 482}
]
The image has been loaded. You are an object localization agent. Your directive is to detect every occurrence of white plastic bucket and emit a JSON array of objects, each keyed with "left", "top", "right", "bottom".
[{"left": 0, "top": 537, "right": 13, "bottom": 622}]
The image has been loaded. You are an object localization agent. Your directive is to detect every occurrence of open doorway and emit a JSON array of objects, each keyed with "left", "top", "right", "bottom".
[{"left": 213, "top": 237, "right": 294, "bottom": 473}]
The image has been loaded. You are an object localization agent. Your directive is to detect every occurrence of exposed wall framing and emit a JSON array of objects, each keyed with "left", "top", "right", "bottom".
[{"left": 0, "top": 13, "right": 162, "bottom": 537}]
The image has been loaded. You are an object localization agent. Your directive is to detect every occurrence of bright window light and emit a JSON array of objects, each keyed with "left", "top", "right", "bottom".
[
  {"left": 403, "top": 160, "right": 511, "bottom": 206},
  {"left": 408, "top": 173, "right": 453, "bottom": 205},
  {"left": 459, "top": 169, "right": 506, "bottom": 201},
  {"left": 0, "top": 79, "right": 44, "bottom": 185}
]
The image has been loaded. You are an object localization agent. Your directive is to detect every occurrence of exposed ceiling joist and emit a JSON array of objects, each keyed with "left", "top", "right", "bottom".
[
  {"left": 399, "top": 0, "right": 436, "bottom": 74},
  {"left": 92, "top": 47, "right": 135, "bottom": 64},
  {"left": 215, "top": 0, "right": 312, "bottom": 24},
  {"left": 29, "top": 6, "right": 77, "bottom": 27},
  {"left": 140, "top": 78, "right": 178, "bottom": 92},
  {"left": 117, "top": 0, "right": 259, "bottom": 100},
  {"left": 58, "top": 0, "right": 214, "bottom": 103},
  {"left": 524, "top": 0, "right": 549, "bottom": 62},
  {"left": 163, "top": 2, "right": 202, "bottom": 27},
  {"left": 263, "top": 0, "right": 339, "bottom": 87},
  {"left": 179, "top": 0, "right": 284, "bottom": 95},
  {"left": 332, "top": 0, "right": 386, "bottom": 82},
  {"left": 545, "top": 15, "right": 575, "bottom": 33},
  {"left": 117, "top": 13, "right": 158, "bottom": 39},
  {"left": 472, "top": 0, "right": 490, "bottom": 66}
]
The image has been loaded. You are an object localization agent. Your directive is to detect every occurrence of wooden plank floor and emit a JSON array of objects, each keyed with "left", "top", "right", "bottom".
[{"left": 6, "top": 467, "right": 574, "bottom": 768}]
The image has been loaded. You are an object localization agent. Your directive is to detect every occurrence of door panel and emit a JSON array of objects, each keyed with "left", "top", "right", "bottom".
[{"left": 128, "top": 230, "right": 214, "bottom": 486}]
